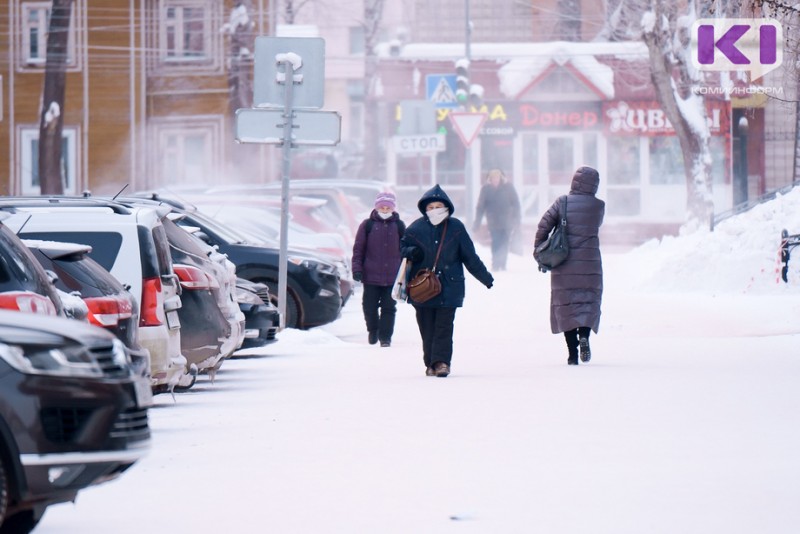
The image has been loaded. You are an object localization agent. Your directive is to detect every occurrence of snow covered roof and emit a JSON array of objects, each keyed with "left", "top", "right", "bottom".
[
  {"left": 376, "top": 40, "right": 648, "bottom": 101},
  {"left": 376, "top": 40, "right": 648, "bottom": 61}
]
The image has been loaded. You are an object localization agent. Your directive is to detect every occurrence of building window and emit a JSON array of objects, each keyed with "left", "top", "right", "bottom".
[
  {"left": 650, "top": 136, "right": 726, "bottom": 185},
  {"left": 20, "top": 1, "right": 77, "bottom": 67},
  {"left": 607, "top": 136, "right": 642, "bottom": 216},
  {"left": 20, "top": 127, "right": 78, "bottom": 195},
  {"left": 151, "top": 119, "right": 221, "bottom": 186},
  {"left": 162, "top": 3, "right": 209, "bottom": 61},
  {"left": 349, "top": 26, "right": 365, "bottom": 55}
]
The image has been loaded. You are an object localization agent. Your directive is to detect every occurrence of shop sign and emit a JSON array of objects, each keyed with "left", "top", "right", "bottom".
[
  {"left": 603, "top": 100, "right": 729, "bottom": 136},
  {"left": 517, "top": 102, "right": 602, "bottom": 130}
]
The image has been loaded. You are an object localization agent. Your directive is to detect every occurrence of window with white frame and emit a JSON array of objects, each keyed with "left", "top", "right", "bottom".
[
  {"left": 155, "top": 123, "right": 218, "bottom": 186},
  {"left": 21, "top": 1, "right": 77, "bottom": 67},
  {"left": 19, "top": 127, "right": 78, "bottom": 195},
  {"left": 159, "top": 1, "right": 213, "bottom": 63}
]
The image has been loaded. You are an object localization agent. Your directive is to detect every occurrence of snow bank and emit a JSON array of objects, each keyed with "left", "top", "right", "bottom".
[{"left": 626, "top": 186, "right": 800, "bottom": 294}]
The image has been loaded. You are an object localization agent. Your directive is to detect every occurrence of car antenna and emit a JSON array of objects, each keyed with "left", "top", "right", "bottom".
[
  {"left": 15, "top": 214, "right": 32, "bottom": 236},
  {"left": 111, "top": 183, "right": 129, "bottom": 201}
]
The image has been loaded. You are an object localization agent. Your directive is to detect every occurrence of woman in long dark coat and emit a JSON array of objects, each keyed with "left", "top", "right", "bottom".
[
  {"left": 401, "top": 185, "right": 494, "bottom": 377},
  {"left": 535, "top": 166, "right": 605, "bottom": 365}
]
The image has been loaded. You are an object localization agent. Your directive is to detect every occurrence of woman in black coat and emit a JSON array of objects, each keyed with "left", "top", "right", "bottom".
[
  {"left": 534, "top": 166, "right": 605, "bottom": 366},
  {"left": 401, "top": 185, "right": 494, "bottom": 377}
]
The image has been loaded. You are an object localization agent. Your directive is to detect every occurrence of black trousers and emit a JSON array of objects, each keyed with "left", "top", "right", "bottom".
[
  {"left": 362, "top": 284, "right": 396, "bottom": 343},
  {"left": 564, "top": 327, "right": 591, "bottom": 360},
  {"left": 489, "top": 227, "right": 511, "bottom": 270},
  {"left": 414, "top": 306, "right": 457, "bottom": 368}
]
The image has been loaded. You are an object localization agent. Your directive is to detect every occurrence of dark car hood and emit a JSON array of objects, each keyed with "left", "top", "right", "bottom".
[{"left": 0, "top": 309, "right": 114, "bottom": 345}]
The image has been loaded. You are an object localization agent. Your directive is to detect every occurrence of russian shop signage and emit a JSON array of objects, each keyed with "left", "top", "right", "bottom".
[{"left": 602, "top": 101, "right": 730, "bottom": 136}]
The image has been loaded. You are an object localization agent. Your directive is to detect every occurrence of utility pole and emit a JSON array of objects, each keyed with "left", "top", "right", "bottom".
[{"left": 463, "top": 0, "right": 473, "bottom": 227}]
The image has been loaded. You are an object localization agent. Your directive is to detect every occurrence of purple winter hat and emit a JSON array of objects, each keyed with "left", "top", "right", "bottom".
[{"left": 374, "top": 191, "right": 396, "bottom": 210}]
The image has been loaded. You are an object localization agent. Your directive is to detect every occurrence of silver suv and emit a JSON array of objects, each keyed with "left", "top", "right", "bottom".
[{"left": 0, "top": 198, "right": 191, "bottom": 393}]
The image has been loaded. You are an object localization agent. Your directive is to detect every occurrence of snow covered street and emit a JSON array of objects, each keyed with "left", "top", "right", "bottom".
[{"left": 39, "top": 220, "right": 800, "bottom": 534}]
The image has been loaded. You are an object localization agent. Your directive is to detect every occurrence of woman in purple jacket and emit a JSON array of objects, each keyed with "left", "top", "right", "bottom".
[
  {"left": 351, "top": 192, "right": 406, "bottom": 347},
  {"left": 535, "top": 166, "right": 605, "bottom": 365}
]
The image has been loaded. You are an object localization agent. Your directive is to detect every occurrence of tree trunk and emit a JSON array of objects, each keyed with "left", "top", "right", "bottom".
[
  {"left": 38, "top": 0, "right": 73, "bottom": 195},
  {"left": 361, "top": 0, "right": 386, "bottom": 180},
  {"left": 641, "top": 0, "right": 714, "bottom": 226}
]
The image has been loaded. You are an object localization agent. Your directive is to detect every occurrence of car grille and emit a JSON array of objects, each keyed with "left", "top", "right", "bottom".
[
  {"left": 41, "top": 407, "right": 94, "bottom": 443},
  {"left": 109, "top": 408, "right": 150, "bottom": 441},
  {"left": 88, "top": 343, "right": 129, "bottom": 378},
  {"left": 255, "top": 287, "right": 271, "bottom": 305}
]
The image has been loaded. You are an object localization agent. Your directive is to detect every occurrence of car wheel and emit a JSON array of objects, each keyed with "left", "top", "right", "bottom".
[
  {"left": 0, "top": 458, "right": 7, "bottom": 526},
  {"left": 262, "top": 280, "right": 300, "bottom": 329}
]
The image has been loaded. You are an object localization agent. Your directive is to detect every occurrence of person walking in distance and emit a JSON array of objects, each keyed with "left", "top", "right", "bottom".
[
  {"left": 401, "top": 185, "right": 494, "bottom": 377},
  {"left": 352, "top": 192, "right": 406, "bottom": 347},
  {"left": 535, "top": 166, "right": 605, "bottom": 365},
  {"left": 473, "top": 169, "right": 521, "bottom": 271}
]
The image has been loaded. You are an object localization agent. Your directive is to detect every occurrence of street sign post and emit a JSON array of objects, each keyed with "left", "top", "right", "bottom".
[
  {"left": 237, "top": 37, "right": 339, "bottom": 330},
  {"left": 392, "top": 134, "right": 446, "bottom": 154},
  {"left": 253, "top": 37, "right": 325, "bottom": 109},
  {"left": 426, "top": 74, "right": 459, "bottom": 108},
  {"left": 236, "top": 108, "right": 341, "bottom": 146},
  {"left": 398, "top": 100, "right": 436, "bottom": 136},
  {"left": 449, "top": 112, "right": 488, "bottom": 147}
]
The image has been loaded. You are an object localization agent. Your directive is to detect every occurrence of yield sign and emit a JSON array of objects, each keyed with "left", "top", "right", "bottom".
[{"left": 449, "top": 112, "right": 488, "bottom": 147}]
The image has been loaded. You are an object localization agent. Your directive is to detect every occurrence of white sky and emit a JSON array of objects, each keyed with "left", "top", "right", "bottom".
[{"left": 39, "top": 188, "right": 800, "bottom": 533}]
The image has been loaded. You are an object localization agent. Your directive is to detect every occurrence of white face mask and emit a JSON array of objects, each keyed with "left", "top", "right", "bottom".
[
  {"left": 427, "top": 206, "right": 449, "bottom": 226},
  {"left": 378, "top": 211, "right": 393, "bottom": 220}
]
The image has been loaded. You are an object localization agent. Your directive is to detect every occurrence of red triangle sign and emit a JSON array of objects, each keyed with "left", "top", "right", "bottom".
[{"left": 449, "top": 112, "right": 488, "bottom": 147}]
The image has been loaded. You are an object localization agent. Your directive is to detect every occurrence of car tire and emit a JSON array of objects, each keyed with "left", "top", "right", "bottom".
[
  {"left": 263, "top": 281, "right": 300, "bottom": 329},
  {"left": 0, "top": 458, "right": 7, "bottom": 526}
]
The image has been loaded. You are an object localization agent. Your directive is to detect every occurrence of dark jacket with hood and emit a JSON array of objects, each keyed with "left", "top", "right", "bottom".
[
  {"left": 352, "top": 210, "right": 404, "bottom": 286},
  {"left": 401, "top": 185, "right": 493, "bottom": 308},
  {"left": 535, "top": 166, "right": 605, "bottom": 334}
]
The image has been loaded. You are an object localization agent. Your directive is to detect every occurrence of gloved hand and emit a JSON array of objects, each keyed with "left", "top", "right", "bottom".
[
  {"left": 353, "top": 272, "right": 362, "bottom": 282},
  {"left": 402, "top": 247, "right": 420, "bottom": 261},
  {"left": 486, "top": 282, "right": 493, "bottom": 289}
]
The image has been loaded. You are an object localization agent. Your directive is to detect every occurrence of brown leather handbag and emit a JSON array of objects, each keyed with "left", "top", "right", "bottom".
[{"left": 408, "top": 221, "right": 448, "bottom": 303}]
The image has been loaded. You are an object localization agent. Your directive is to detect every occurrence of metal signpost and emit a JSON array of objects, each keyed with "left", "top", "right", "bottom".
[{"left": 236, "top": 36, "right": 341, "bottom": 330}]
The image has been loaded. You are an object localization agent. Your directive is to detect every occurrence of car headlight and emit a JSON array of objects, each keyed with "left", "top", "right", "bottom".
[
  {"left": 288, "top": 257, "right": 337, "bottom": 275},
  {"left": 0, "top": 341, "right": 104, "bottom": 378},
  {"left": 235, "top": 287, "right": 264, "bottom": 305}
]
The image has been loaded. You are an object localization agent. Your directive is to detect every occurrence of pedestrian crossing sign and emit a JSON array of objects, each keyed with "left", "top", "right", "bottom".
[{"left": 426, "top": 74, "right": 459, "bottom": 108}]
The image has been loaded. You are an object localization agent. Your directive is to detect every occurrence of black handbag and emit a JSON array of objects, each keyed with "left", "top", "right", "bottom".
[{"left": 534, "top": 196, "right": 569, "bottom": 272}]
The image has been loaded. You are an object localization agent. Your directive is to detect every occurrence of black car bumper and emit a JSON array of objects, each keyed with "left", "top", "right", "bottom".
[
  {"left": 239, "top": 302, "right": 279, "bottom": 349},
  {"left": 3, "top": 373, "right": 150, "bottom": 509}
]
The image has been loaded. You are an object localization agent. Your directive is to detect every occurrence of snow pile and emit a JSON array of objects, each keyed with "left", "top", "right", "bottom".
[{"left": 626, "top": 186, "right": 800, "bottom": 294}]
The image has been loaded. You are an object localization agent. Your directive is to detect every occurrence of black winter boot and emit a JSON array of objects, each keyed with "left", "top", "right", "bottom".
[
  {"left": 368, "top": 331, "right": 378, "bottom": 345},
  {"left": 579, "top": 337, "right": 591, "bottom": 362}
]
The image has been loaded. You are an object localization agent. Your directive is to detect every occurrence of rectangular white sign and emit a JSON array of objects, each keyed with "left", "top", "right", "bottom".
[{"left": 392, "top": 134, "right": 446, "bottom": 154}]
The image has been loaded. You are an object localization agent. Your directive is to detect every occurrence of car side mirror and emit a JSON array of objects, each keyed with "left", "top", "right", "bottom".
[{"left": 44, "top": 269, "right": 59, "bottom": 286}]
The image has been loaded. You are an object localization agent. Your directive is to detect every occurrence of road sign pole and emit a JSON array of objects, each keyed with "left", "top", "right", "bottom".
[{"left": 277, "top": 58, "right": 296, "bottom": 331}]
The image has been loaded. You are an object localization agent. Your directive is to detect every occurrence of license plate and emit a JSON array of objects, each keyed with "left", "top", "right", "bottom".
[
  {"left": 134, "top": 378, "right": 153, "bottom": 408},
  {"left": 166, "top": 310, "right": 180, "bottom": 330}
]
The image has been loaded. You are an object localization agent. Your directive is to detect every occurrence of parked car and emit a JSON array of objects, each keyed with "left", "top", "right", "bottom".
[
  {"left": 0, "top": 216, "right": 64, "bottom": 318},
  {"left": 191, "top": 203, "right": 354, "bottom": 305},
  {"left": 0, "top": 309, "right": 151, "bottom": 532},
  {"left": 23, "top": 239, "right": 151, "bottom": 379},
  {"left": 235, "top": 278, "right": 280, "bottom": 349},
  {"left": 123, "top": 195, "right": 342, "bottom": 329},
  {"left": 160, "top": 214, "right": 244, "bottom": 379},
  {"left": 0, "top": 198, "right": 190, "bottom": 393}
]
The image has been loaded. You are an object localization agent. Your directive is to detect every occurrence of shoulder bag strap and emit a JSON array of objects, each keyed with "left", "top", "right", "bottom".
[
  {"left": 560, "top": 196, "right": 568, "bottom": 228},
  {"left": 431, "top": 220, "right": 448, "bottom": 271}
]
